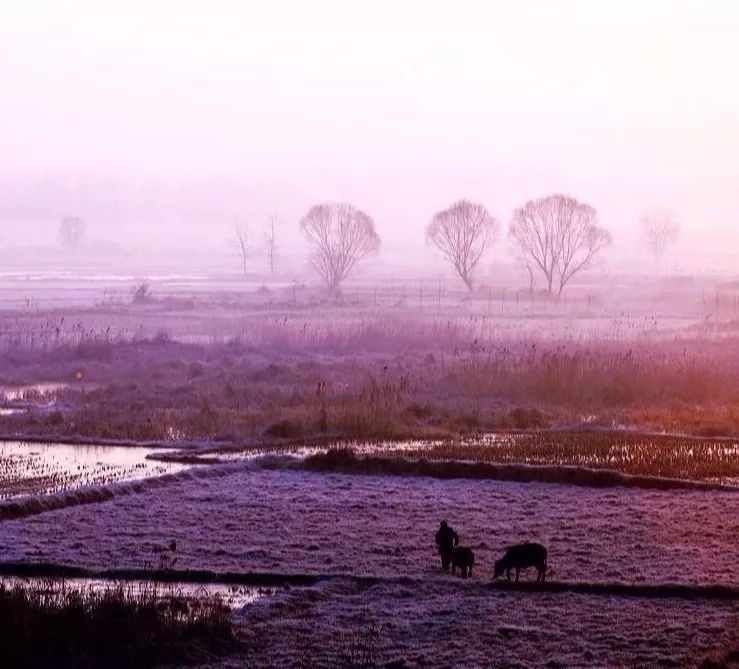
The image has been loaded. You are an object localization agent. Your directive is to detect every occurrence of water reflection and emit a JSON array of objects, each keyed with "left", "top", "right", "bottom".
[
  {"left": 1, "top": 576, "right": 275, "bottom": 610},
  {"left": 0, "top": 383, "right": 70, "bottom": 402},
  {"left": 0, "top": 441, "right": 187, "bottom": 500}
]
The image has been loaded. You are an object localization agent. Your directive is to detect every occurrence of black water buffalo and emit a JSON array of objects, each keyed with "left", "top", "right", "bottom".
[
  {"left": 450, "top": 546, "right": 475, "bottom": 577},
  {"left": 493, "top": 543, "right": 547, "bottom": 582}
]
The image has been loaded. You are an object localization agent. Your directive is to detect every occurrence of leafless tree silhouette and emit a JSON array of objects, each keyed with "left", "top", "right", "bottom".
[
  {"left": 426, "top": 200, "right": 499, "bottom": 291},
  {"left": 300, "top": 202, "right": 380, "bottom": 291},
  {"left": 509, "top": 194, "right": 611, "bottom": 296},
  {"left": 234, "top": 224, "right": 249, "bottom": 278},
  {"left": 59, "top": 216, "right": 87, "bottom": 247},
  {"left": 263, "top": 215, "right": 278, "bottom": 275},
  {"left": 640, "top": 208, "right": 679, "bottom": 269}
]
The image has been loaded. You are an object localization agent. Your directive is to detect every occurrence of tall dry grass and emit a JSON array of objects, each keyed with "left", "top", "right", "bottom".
[
  {"left": 3, "top": 315, "right": 739, "bottom": 440},
  {"left": 0, "top": 577, "right": 238, "bottom": 669}
]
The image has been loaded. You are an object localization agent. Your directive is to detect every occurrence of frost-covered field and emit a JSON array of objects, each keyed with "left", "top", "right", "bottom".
[
  {"left": 1, "top": 461, "right": 738, "bottom": 666},
  {"left": 234, "top": 577, "right": 738, "bottom": 668},
  {"left": 3, "top": 465, "right": 738, "bottom": 584}
]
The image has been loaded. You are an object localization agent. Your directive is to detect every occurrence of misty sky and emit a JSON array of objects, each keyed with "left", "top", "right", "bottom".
[{"left": 1, "top": 1, "right": 738, "bottom": 268}]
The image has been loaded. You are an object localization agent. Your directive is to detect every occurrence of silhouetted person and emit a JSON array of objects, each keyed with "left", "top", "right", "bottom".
[{"left": 435, "top": 520, "right": 459, "bottom": 571}]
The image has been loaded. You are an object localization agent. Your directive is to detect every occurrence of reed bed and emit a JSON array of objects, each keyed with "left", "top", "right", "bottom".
[
  {"left": 0, "top": 577, "right": 239, "bottom": 668},
  {"left": 3, "top": 313, "right": 739, "bottom": 441}
]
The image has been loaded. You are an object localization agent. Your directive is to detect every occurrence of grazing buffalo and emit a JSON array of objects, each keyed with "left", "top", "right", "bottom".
[
  {"left": 450, "top": 546, "right": 475, "bottom": 577},
  {"left": 493, "top": 543, "right": 547, "bottom": 582}
]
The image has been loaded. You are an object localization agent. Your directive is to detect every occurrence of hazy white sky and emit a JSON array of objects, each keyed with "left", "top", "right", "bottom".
[{"left": 1, "top": 0, "right": 738, "bottom": 266}]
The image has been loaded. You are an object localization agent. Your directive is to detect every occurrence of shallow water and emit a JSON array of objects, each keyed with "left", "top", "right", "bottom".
[
  {"left": 0, "top": 576, "right": 275, "bottom": 609},
  {"left": 0, "top": 383, "right": 69, "bottom": 402},
  {"left": 0, "top": 441, "right": 187, "bottom": 499},
  {"left": 201, "top": 439, "right": 446, "bottom": 464}
]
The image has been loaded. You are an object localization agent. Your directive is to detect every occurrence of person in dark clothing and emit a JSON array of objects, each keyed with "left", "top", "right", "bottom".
[{"left": 435, "top": 520, "right": 459, "bottom": 571}]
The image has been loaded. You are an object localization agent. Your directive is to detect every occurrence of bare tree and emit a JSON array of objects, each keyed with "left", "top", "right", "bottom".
[
  {"left": 300, "top": 202, "right": 380, "bottom": 291},
  {"left": 509, "top": 194, "right": 611, "bottom": 296},
  {"left": 59, "top": 216, "right": 87, "bottom": 247},
  {"left": 426, "top": 200, "right": 499, "bottom": 290},
  {"left": 234, "top": 224, "right": 249, "bottom": 278},
  {"left": 263, "top": 215, "right": 278, "bottom": 275},
  {"left": 640, "top": 208, "right": 679, "bottom": 269}
]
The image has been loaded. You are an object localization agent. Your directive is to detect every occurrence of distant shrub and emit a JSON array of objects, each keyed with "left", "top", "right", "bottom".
[
  {"left": 188, "top": 362, "right": 204, "bottom": 379},
  {"left": 75, "top": 340, "right": 114, "bottom": 363},
  {"left": 153, "top": 329, "right": 171, "bottom": 344},
  {"left": 45, "top": 411, "right": 64, "bottom": 426},
  {"left": 508, "top": 407, "right": 548, "bottom": 429},
  {"left": 131, "top": 281, "right": 152, "bottom": 305},
  {"left": 251, "top": 364, "right": 285, "bottom": 382},
  {"left": 458, "top": 413, "right": 480, "bottom": 429},
  {"left": 159, "top": 297, "right": 196, "bottom": 311},
  {"left": 405, "top": 403, "right": 435, "bottom": 420},
  {"left": 264, "top": 419, "right": 303, "bottom": 439}
]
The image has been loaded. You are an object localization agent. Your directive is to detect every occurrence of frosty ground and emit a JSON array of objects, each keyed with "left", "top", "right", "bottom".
[{"left": 1, "top": 459, "right": 737, "bottom": 666}]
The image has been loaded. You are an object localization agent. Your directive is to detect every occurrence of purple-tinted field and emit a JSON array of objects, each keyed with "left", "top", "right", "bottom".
[
  {"left": 234, "top": 577, "right": 738, "bottom": 668},
  {"left": 0, "top": 459, "right": 738, "bottom": 666},
  {"left": 1, "top": 464, "right": 738, "bottom": 584}
]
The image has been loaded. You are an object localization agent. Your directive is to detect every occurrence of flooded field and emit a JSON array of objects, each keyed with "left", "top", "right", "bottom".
[
  {"left": 195, "top": 439, "right": 442, "bottom": 464},
  {"left": 382, "top": 431, "right": 739, "bottom": 483},
  {"left": 0, "top": 441, "right": 187, "bottom": 499}
]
